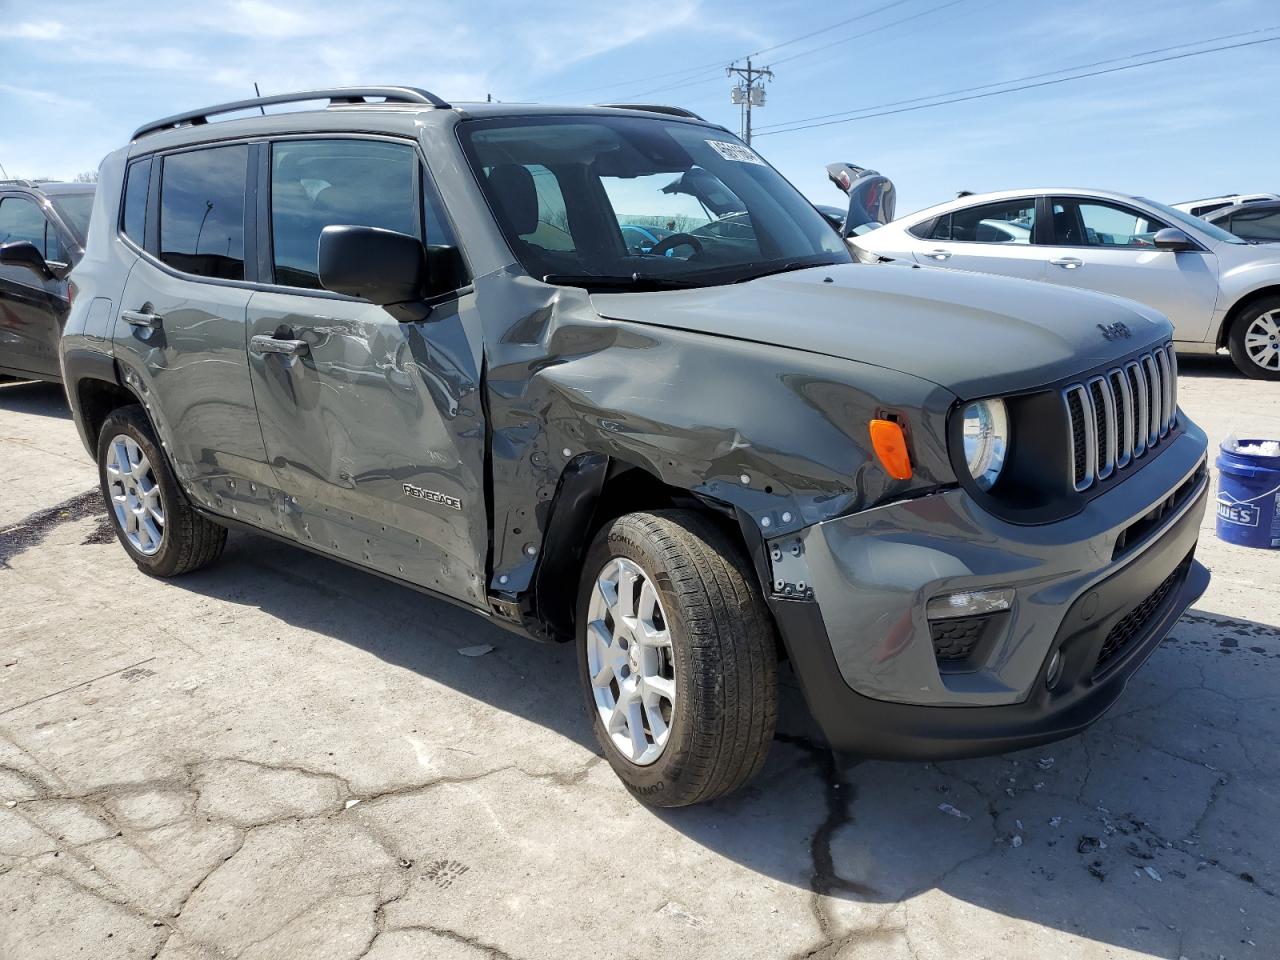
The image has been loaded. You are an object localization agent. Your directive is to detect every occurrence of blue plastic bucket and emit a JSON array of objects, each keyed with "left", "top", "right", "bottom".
[{"left": 1216, "top": 439, "right": 1280, "bottom": 548}]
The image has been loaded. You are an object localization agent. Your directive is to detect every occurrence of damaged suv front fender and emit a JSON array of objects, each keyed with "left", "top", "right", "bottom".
[{"left": 476, "top": 268, "right": 959, "bottom": 604}]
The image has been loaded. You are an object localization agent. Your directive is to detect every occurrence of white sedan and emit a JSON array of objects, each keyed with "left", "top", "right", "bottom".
[{"left": 852, "top": 188, "right": 1280, "bottom": 379}]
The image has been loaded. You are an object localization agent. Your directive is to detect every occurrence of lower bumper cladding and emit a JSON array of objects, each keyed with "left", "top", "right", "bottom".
[{"left": 768, "top": 426, "right": 1211, "bottom": 761}]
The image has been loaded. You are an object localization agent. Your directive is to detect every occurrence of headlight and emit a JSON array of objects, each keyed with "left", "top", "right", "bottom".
[{"left": 961, "top": 399, "right": 1008, "bottom": 490}]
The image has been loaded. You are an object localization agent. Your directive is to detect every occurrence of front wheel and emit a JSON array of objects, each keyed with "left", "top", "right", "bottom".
[
  {"left": 1227, "top": 298, "right": 1280, "bottom": 380},
  {"left": 576, "top": 510, "right": 778, "bottom": 807},
  {"left": 97, "top": 405, "right": 227, "bottom": 576}
]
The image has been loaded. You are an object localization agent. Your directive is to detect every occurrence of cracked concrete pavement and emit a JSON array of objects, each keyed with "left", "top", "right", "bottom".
[{"left": 1, "top": 355, "right": 1277, "bottom": 960}]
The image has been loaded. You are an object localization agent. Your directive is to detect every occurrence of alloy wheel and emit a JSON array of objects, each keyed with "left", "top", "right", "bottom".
[
  {"left": 1244, "top": 310, "right": 1280, "bottom": 371},
  {"left": 105, "top": 434, "right": 165, "bottom": 556},
  {"left": 585, "top": 557, "right": 677, "bottom": 766}
]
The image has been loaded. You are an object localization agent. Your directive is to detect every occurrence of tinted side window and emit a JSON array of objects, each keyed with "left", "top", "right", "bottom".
[
  {"left": 160, "top": 145, "right": 248, "bottom": 280},
  {"left": 1226, "top": 208, "right": 1280, "bottom": 242},
  {"left": 908, "top": 215, "right": 939, "bottom": 240},
  {"left": 270, "top": 139, "right": 418, "bottom": 290},
  {"left": 0, "top": 197, "right": 52, "bottom": 258},
  {"left": 946, "top": 199, "right": 1035, "bottom": 244},
  {"left": 122, "top": 158, "right": 152, "bottom": 245}
]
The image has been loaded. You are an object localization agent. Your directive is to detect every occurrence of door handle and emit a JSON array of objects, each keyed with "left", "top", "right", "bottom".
[
  {"left": 927, "top": 249, "right": 952, "bottom": 261},
  {"left": 250, "top": 334, "right": 310, "bottom": 357},
  {"left": 1050, "top": 257, "right": 1083, "bottom": 269},
  {"left": 121, "top": 308, "right": 163, "bottom": 328}
]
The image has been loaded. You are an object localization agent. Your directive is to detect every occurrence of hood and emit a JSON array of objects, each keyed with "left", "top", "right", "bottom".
[
  {"left": 1215, "top": 238, "right": 1280, "bottom": 276},
  {"left": 591, "top": 262, "right": 1173, "bottom": 400}
]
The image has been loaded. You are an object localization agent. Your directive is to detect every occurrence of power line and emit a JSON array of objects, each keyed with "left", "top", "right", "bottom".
[
  {"left": 756, "top": 34, "right": 1280, "bottom": 137},
  {"left": 755, "top": 24, "right": 1280, "bottom": 132},
  {"left": 615, "top": 0, "right": 973, "bottom": 102},
  {"left": 613, "top": 0, "right": 971, "bottom": 105},
  {"left": 744, "top": 0, "right": 915, "bottom": 59},
  {"left": 531, "top": 0, "right": 951, "bottom": 103},
  {"left": 769, "top": 0, "right": 968, "bottom": 66}
]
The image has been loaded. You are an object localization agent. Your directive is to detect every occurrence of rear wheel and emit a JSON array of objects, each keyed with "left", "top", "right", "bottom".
[
  {"left": 97, "top": 405, "right": 226, "bottom": 576},
  {"left": 1228, "top": 298, "right": 1280, "bottom": 380},
  {"left": 576, "top": 510, "right": 777, "bottom": 807}
]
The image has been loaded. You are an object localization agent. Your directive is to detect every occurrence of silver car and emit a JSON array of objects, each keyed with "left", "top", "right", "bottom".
[{"left": 853, "top": 188, "right": 1280, "bottom": 379}]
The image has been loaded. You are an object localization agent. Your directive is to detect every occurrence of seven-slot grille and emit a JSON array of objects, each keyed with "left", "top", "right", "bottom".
[{"left": 1063, "top": 343, "right": 1178, "bottom": 491}]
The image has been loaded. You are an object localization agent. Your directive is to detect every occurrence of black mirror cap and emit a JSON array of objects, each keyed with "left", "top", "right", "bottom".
[
  {"left": 0, "top": 240, "right": 53, "bottom": 278},
  {"left": 1153, "top": 227, "right": 1197, "bottom": 252},
  {"left": 317, "top": 225, "right": 427, "bottom": 305}
]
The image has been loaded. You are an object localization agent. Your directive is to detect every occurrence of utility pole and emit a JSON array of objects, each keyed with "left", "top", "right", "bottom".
[{"left": 727, "top": 58, "right": 773, "bottom": 145}]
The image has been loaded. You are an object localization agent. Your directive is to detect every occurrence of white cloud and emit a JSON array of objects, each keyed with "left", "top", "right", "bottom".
[
  {"left": 6, "top": 21, "right": 66, "bottom": 40},
  {"left": 0, "top": 83, "right": 87, "bottom": 110}
]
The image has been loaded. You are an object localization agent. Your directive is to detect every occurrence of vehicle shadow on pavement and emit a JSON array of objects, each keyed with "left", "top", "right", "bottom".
[
  {"left": 1177, "top": 353, "right": 1248, "bottom": 381},
  {"left": 166, "top": 529, "right": 1279, "bottom": 958},
  {"left": 0, "top": 379, "right": 70, "bottom": 419}
]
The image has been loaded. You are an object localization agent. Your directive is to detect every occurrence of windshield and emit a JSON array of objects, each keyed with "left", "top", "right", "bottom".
[
  {"left": 1137, "top": 196, "right": 1245, "bottom": 244},
  {"left": 50, "top": 192, "right": 94, "bottom": 243},
  {"left": 459, "top": 115, "right": 849, "bottom": 286}
]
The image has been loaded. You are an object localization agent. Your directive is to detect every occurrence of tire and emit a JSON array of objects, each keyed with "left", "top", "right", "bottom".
[
  {"left": 576, "top": 510, "right": 778, "bottom": 807},
  {"left": 1227, "top": 296, "right": 1280, "bottom": 380},
  {"left": 97, "top": 404, "right": 226, "bottom": 576}
]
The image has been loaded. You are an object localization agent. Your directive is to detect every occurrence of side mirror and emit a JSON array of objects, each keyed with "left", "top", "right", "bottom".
[
  {"left": 1152, "top": 227, "right": 1197, "bottom": 252},
  {"left": 318, "top": 225, "right": 427, "bottom": 305},
  {"left": 0, "top": 241, "right": 53, "bottom": 278}
]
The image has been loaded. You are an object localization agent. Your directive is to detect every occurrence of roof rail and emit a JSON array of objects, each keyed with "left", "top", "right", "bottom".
[
  {"left": 132, "top": 86, "right": 451, "bottom": 141},
  {"left": 595, "top": 103, "right": 706, "bottom": 121},
  {"left": 0, "top": 178, "right": 43, "bottom": 188}
]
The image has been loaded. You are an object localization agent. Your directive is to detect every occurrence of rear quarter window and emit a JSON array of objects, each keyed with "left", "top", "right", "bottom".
[
  {"left": 121, "top": 159, "right": 152, "bottom": 245},
  {"left": 908, "top": 216, "right": 939, "bottom": 239}
]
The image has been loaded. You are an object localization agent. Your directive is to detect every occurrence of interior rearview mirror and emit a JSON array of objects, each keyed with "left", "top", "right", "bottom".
[
  {"left": 318, "top": 225, "right": 427, "bottom": 305},
  {"left": 0, "top": 241, "right": 53, "bottom": 278},
  {"left": 1152, "top": 227, "right": 1196, "bottom": 252}
]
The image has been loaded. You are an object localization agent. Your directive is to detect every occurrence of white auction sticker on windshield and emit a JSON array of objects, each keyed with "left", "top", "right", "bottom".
[{"left": 706, "top": 140, "right": 766, "bottom": 165}]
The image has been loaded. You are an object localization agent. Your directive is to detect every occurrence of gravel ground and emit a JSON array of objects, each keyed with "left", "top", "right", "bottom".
[{"left": 0, "top": 354, "right": 1277, "bottom": 960}]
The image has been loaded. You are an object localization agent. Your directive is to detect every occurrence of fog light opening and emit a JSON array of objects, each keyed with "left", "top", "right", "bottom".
[
  {"left": 1045, "top": 649, "right": 1064, "bottom": 690},
  {"left": 926, "top": 587, "right": 1014, "bottom": 620}
]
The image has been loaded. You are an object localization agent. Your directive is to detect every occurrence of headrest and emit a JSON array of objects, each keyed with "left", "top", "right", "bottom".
[{"left": 487, "top": 164, "right": 539, "bottom": 237}]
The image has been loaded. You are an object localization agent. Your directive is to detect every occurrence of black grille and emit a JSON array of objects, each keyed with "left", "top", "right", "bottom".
[
  {"left": 1090, "top": 379, "right": 1109, "bottom": 472},
  {"left": 1110, "top": 370, "right": 1129, "bottom": 459},
  {"left": 1094, "top": 562, "right": 1185, "bottom": 674},
  {"left": 931, "top": 616, "right": 986, "bottom": 661},
  {"left": 1067, "top": 390, "right": 1087, "bottom": 487}
]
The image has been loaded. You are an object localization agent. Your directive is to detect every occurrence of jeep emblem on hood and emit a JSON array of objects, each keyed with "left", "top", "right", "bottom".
[{"left": 1098, "top": 321, "right": 1132, "bottom": 341}]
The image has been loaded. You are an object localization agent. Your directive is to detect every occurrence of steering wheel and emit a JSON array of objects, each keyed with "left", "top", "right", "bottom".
[{"left": 648, "top": 232, "right": 703, "bottom": 256}]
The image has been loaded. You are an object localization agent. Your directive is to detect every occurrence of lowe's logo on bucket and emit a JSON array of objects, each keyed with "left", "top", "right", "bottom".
[{"left": 1216, "top": 497, "right": 1260, "bottom": 527}]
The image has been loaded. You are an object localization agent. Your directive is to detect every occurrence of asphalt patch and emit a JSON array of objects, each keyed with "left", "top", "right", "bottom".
[{"left": 0, "top": 488, "right": 106, "bottom": 567}]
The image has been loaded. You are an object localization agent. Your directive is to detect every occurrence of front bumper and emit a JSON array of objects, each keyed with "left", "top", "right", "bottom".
[{"left": 770, "top": 424, "right": 1210, "bottom": 760}]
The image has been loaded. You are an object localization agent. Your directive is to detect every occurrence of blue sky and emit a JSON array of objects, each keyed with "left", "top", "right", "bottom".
[{"left": 1, "top": 0, "right": 1276, "bottom": 213}]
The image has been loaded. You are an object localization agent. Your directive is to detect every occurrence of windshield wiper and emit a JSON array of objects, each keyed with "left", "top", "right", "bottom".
[{"left": 542, "top": 273, "right": 702, "bottom": 291}]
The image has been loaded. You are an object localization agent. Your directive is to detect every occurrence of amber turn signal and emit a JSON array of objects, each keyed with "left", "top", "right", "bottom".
[{"left": 869, "top": 419, "right": 912, "bottom": 480}]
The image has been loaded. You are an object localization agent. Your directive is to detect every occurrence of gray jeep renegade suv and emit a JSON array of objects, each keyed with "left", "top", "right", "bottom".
[{"left": 62, "top": 87, "right": 1210, "bottom": 807}]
